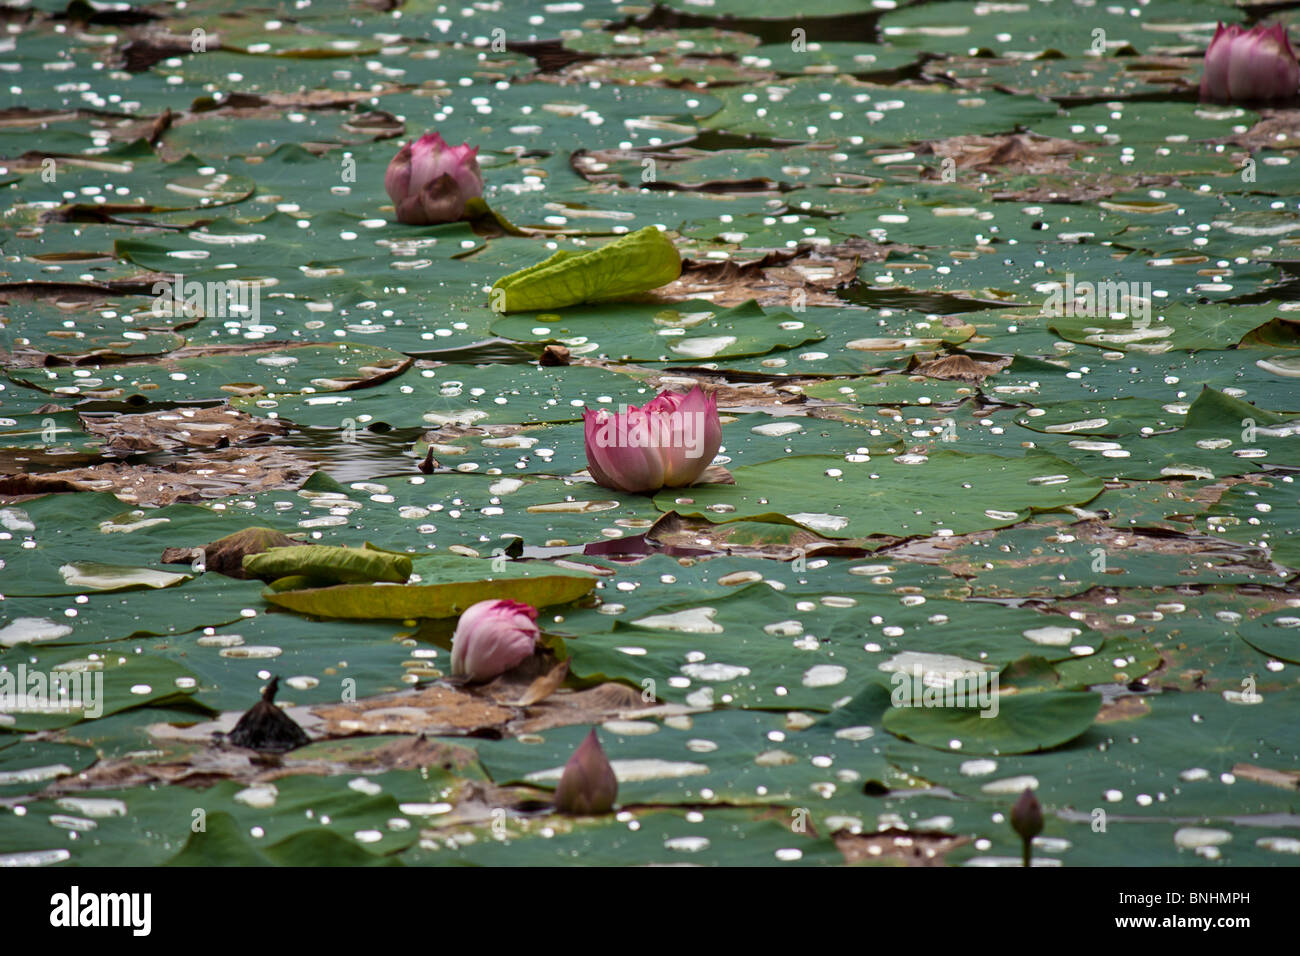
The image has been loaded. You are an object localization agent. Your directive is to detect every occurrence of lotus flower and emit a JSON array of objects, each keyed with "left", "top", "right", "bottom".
[
  {"left": 384, "top": 131, "right": 485, "bottom": 225},
  {"left": 450, "top": 599, "right": 538, "bottom": 683},
  {"left": 583, "top": 385, "right": 722, "bottom": 494},
  {"left": 1201, "top": 22, "right": 1299, "bottom": 104},
  {"left": 554, "top": 729, "right": 618, "bottom": 815}
]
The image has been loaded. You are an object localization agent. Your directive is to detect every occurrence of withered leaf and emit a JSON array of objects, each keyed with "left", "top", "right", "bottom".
[
  {"left": 161, "top": 526, "right": 302, "bottom": 579},
  {"left": 226, "top": 677, "right": 311, "bottom": 753}
]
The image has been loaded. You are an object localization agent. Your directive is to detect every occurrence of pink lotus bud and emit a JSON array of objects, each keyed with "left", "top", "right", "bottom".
[
  {"left": 384, "top": 131, "right": 485, "bottom": 225},
  {"left": 554, "top": 728, "right": 618, "bottom": 815},
  {"left": 583, "top": 385, "right": 722, "bottom": 494},
  {"left": 1201, "top": 22, "right": 1299, "bottom": 104},
  {"left": 450, "top": 599, "right": 538, "bottom": 682}
]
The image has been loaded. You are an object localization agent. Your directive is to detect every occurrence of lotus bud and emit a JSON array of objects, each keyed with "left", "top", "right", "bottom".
[
  {"left": 1010, "top": 787, "right": 1044, "bottom": 867},
  {"left": 450, "top": 599, "right": 538, "bottom": 682},
  {"left": 583, "top": 385, "right": 722, "bottom": 494},
  {"left": 1201, "top": 22, "right": 1299, "bottom": 104},
  {"left": 385, "top": 131, "right": 485, "bottom": 225},
  {"left": 226, "top": 676, "right": 309, "bottom": 753},
  {"left": 553, "top": 728, "right": 618, "bottom": 815}
]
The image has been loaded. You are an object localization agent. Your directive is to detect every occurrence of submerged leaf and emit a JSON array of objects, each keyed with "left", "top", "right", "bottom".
[{"left": 59, "top": 562, "right": 191, "bottom": 592}]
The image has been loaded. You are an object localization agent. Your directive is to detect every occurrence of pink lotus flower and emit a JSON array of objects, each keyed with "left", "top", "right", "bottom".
[
  {"left": 554, "top": 728, "right": 618, "bottom": 815},
  {"left": 384, "top": 131, "right": 485, "bottom": 225},
  {"left": 450, "top": 599, "right": 538, "bottom": 682},
  {"left": 1201, "top": 22, "right": 1299, "bottom": 104},
  {"left": 582, "top": 385, "right": 722, "bottom": 494}
]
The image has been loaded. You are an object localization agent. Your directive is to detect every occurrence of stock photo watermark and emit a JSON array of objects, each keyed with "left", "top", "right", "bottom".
[
  {"left": 151, "top": 272, "right": 261, "bottom": 323},
  {"left": 890, "top": 665, "right": 1000, "bottom": 718},
  {"left": 0, "top": 665, "right": 104, "bottom": 718},
  {"left": 1042, "top": 273, "right": 1153, "bottom": 326},
  {"left": 49, "top": 886, "right": 152, "bottom": 936}
]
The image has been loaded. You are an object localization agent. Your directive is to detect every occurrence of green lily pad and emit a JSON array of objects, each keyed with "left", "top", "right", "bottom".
[
  {"left": 883, "top": 691, "right": 1102, "bottom": 755},
  {"left": 8, "top": 343, "right": 412, "bottom": 403},
  {"left": 492, "top": 299, "right": 825, "bottom": 363},
  {"left": 655, "top": 449, "right": 1105, "bottom": 539}
]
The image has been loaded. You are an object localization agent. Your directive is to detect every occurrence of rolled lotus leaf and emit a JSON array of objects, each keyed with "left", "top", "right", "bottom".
[
  {"left": 490, "top": 226, "right": 682, "bottom": 313},
  {"left": 243, "top": 545, "right": 412, "bottom": 585}
]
